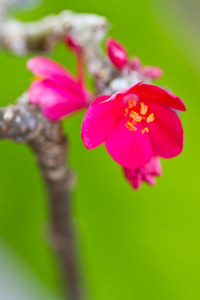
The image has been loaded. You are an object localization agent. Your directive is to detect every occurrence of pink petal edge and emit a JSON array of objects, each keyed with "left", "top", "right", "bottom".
[{"left": 81, "top": 95, "right": 124, "bottom": 149}]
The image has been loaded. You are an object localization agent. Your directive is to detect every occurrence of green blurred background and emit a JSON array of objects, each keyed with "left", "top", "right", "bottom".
[{"left": 0, "top": 0, "right": 199, "bottom": 299}]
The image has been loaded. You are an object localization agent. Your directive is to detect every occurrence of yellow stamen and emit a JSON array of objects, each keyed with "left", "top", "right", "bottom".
[
  {"left": 146, "top": 113, "right": 155, "bottom": 123},
  {"left": 125, "top": 100, "right": 136, "bottom": 116},
  {"left": 130, "top": 111, "right": 142, "bottom": 122},
  {"left": 128, "top": 99, "right": 136, "bottom": 108},
  {"left": 142, "top": 127, "right": 149, "bottom": 134},
  {"left": 140, "top": 102, "right": 148, "bottom": 115},
  {"left": 124, "top": 101, "right": 154, "bottom": 132},
  {"left": 125, "top": 121, "right": 137, "bottom": 131},
  {"left": 124, "top": 110, "right": 128, "bottom": 116}
]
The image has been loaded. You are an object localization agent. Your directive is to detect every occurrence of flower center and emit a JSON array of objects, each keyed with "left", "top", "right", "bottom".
[{"left": 124, "top": 100, "right": 155, "bottom": 133}]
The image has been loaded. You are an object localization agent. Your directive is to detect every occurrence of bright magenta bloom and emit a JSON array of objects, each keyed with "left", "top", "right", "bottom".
[
  {"left": 124, "top": 156, "right": 162, "bottom": 189},
  {"left": 81, "top": 82, "right": 185, "bottom": 169},
  {"left": 27, "top": 57, "right": 89, "bottom": 121},
  {"left": 106, "top": 37, "right": 128, "bottom": 69}
]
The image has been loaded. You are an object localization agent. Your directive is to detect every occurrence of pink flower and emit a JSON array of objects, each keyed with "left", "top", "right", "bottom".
[
  {"left": 130, "top": 56, "right": 163, "bottom": 81},
  {"left": 106, "top": 37, "right": 128, "bottom": 69},
  {"left": 81, "top": 82, "right": 185, "bottom": 169},
  {"left": 140, "top": 66, "right": 163, "bottom": 81},
  {"left": 123, "top": 156, "right": 162, "bottom": 189},
  {"left": 27, "top": 57, "right": 90, "bottom": 121}
]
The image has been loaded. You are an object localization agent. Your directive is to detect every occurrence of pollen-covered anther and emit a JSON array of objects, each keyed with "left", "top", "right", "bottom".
[
  {"left": 125, "top": 100, "right": 136, "bottom": 116},
  {"left": 130, "top": 111, "right": 142, "bottom": 122},
  {"left": 146, "top": 113, "right": 155, "bottom": 123},
  {"left": 125, "top": 101, "right": 155, "bottom": 132},
  {"left": 125, "top": 121, "right": 137, "bottom": 131},
  {"left": 142, "top": 127, "right": 149, "bottom": 134},
  {"left": 129, "top": 99, "right": 136, "bottom": 108},
  {"left": 140, "top": 102, "right": 148, "bottom": 115},
  {"left": 124, "top": 108, "right": 128, "bottom": 116}
]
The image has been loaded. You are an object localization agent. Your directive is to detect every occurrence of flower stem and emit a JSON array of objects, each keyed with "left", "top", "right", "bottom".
[{"left": 77, "top": 51, "right": 85, "bottom": 87}]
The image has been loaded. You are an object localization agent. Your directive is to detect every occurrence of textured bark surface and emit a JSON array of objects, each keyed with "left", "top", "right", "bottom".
[
  {"left": 0, "top": 103, "right": 80, "bottom": 299},
  {"left": 0, "top": 9, "right": 108, "bottom": 54}
]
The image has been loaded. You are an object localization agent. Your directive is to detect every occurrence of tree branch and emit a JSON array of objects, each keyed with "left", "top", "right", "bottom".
[
  {"left": 0, "top": 102, "right": 80, "bottom": 299},
  {"left": 0, "top": 9, "right": 108, "bottom": 54}
]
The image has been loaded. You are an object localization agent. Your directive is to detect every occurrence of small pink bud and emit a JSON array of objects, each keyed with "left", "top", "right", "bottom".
[
  {"left": 106, "top": 37, "right": 128, "bottom": 69},
  {"left": 142, "top": 66, "right": 163, "bottom": 80},
  {"left": 130, "top": 56, "right": 141, "bottom": 71},
  {"left": 64, "top": 35, "right": 81, "bottom": 54}
]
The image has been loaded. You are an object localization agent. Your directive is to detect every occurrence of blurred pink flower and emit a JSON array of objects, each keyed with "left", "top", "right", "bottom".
[
  {"left": 141, "top": 66, "right": 163, "bottom": 80},
  {"left": 81, "top": 82, "right": 185, "bottom": 169},
  {"left": 27, "top": 57, "right": 90, "bottom": 121},
  {"left": 123, "top": 156, "right": 162, "bottom": 189},
  {"left": 106, "top": 37, "right": 128, "bottom": 69},
  {"left": 130, "top": 56, "right": 163, "bottom": 80}
]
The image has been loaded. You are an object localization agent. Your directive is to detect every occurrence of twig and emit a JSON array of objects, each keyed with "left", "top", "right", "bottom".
[{"left": 0, "top": 103, "right": 80, "bottom": 299}]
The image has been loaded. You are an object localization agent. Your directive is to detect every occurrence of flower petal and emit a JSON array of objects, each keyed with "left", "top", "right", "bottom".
[
  {"left": 143, "top": 174, "right": 156, "bottom": 186},
  {"left": 146, "top": 101, "right": 184, "bottom": 158},
  {"left": 27, "top": 56, "right": 78, "bottom": 90},
  {"left": 133, "top": 83, "right": 186, "bottom": 111},
  {"left": 105, "top": 120, "right": 152, "bottom": 169},
  {"left": 101, "top": 81, "right": 143, "bottom": 104},
  {"left": 143, "top": 156, "right": 162, "bottom": 176},
  {"left": 123, "top": 167, "right": 143, "bottom": 190},
  {"left": 81, "top": 95, "right": 124, "bottom": 149},
  {"left": 141, "top": 66, "right": 163, "bottom": 80},
  {"left": 29, "top": 80, "right": 87, "bottom": 120}
]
